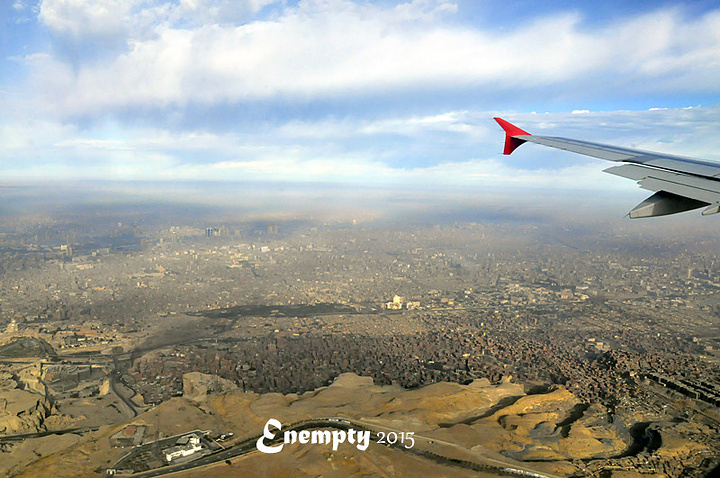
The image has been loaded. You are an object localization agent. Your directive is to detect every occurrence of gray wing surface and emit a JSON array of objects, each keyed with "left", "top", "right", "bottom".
[{"left": 494, "top": 117, "right": 720, "bottom": 218}]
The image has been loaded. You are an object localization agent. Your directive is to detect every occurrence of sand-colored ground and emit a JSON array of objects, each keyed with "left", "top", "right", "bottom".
[{"left": 6, "top": 372, "right": 717, "bottom": 477}]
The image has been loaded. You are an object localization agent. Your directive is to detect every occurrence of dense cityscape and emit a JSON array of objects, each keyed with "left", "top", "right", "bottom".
[{"left": 2, "top": 208, "right": 720, "bottom": 476}]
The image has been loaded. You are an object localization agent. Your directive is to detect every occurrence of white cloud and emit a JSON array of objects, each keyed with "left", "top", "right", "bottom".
[
  {"left": 39, "top": 0, "right": 134, "bottom": 42},
  {"left": 25, "top": 3, "right": 720, "bottom": 118},
  {"left": 4, "top": 3, "right": 720, "bottom": 191},
  {"left": 38, "top": 0, "right": 279, "bottom": 37},
  {"left": 168, "top": 0, "right": 279, "bottom": 24},
  {"left": 359, "top": 111, "right": 486, "bottom": 138},
  {"left": 3, "top": 102, "right": 720, "bottom": 186},
  {"left": 187, "top": 151, "right": 626, "bottom": 196}
]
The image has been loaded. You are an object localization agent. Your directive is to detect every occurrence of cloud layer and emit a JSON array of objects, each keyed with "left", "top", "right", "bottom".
[
  {"left": 2, "top": 0, "right": 720, "bottom": 194},
  {"left": 27, "top": 1, "right": 720, "bottom": 117}
]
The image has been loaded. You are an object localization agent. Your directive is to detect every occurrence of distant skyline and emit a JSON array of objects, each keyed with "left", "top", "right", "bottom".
[{"left": 2, "top": 1, "right": 720, "bottom": 194}]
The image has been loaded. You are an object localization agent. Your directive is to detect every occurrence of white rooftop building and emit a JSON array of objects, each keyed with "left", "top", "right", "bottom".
[{"left": 162, "top": 433, "right": 202, "bottom": 463}]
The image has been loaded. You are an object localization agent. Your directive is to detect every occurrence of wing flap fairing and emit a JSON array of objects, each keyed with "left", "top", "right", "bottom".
[
  {"left": 702, "top": 204, "right": 720, "bottom": 215},
  {"left": 627, "top": 191, "right": 708, "bottom": 219}
]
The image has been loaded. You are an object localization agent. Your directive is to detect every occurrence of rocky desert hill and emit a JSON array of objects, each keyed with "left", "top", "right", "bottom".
[{"left": 6, "top": 373, "right": 719, "bottom": 477}]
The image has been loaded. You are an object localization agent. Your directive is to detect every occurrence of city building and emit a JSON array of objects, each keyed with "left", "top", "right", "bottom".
[{"left": 162, "top": 433, "right": 203, "bottom": 463}]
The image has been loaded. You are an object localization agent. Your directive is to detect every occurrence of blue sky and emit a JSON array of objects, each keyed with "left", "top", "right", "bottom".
[{"left": 2, "top": 0, "right": 720, "bottom": 195}]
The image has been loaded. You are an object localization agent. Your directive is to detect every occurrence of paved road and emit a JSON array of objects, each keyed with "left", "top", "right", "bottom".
[
  {"left": 0, "top": 426, "right": 98, "bottom": 443},
  {"left": 355, "top": 419, "right": 562, "bottom": 478},
  {"left": 115, "top": 418, "right": 557, "bottom": 478}
]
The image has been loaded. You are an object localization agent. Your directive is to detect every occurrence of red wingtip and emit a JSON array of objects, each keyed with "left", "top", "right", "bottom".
[{"left": 494, "top": 117, "right": 531, "bottom": 155}]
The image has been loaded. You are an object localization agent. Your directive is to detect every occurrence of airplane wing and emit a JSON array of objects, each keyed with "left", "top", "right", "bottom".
[{"left": 494, "top": 117, "right": 720, "bottom": 218}]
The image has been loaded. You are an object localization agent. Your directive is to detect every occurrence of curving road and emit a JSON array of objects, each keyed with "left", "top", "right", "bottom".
[{"left": 115, "top": 418, "right": 559, "bottom": 478}]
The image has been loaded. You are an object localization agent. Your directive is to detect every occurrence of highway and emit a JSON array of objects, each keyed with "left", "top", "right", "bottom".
[
  {"left": 109, "top": 353, "right": 140, "bottom": 418},
  {"left": 116, "top": 418, "right": 559, "bottom": 478},
  {"left": 0, "top": 426, "right": 99, "bottom": 443}
]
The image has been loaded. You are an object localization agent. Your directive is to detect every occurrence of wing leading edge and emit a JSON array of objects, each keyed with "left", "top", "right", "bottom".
[{"left": 494, "top": 117, "right": 720, "bottom": 218}]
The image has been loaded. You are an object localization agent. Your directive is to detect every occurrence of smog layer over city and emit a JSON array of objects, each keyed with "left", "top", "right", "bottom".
[{"left": 3, "top": 1, "right": 720, "bottom": 477}]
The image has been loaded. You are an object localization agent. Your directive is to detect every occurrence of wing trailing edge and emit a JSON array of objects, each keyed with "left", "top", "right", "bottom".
[{"left": 494, "top": 117, "right": 720, "bottom": 218}]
